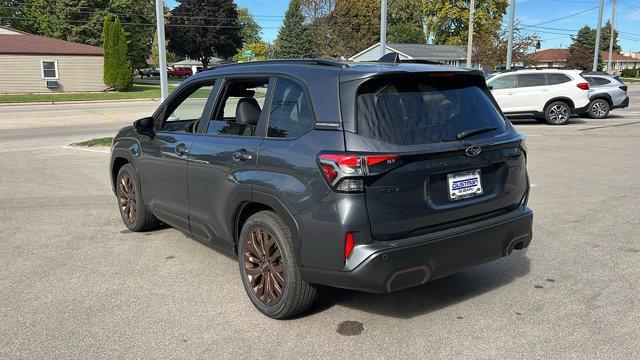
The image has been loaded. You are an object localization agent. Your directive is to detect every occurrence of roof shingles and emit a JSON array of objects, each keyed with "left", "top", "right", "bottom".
[{"left": 0, "top": 27, "right": 103, "bottom": 56}]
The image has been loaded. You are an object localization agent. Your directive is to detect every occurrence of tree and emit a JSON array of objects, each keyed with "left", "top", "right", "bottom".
[
  {"left": 166, "top": 0, "right": 243, "bottom": 68},
  {"left": 301, "top": 0, "right": 337, "bottom": 57},
  {"left": 473, "top": 25, "right": 539, "bottom": 70},
  {"left": 273, "top": 0, "right": 314, "bottom": 58},
  {"left": 102, "top": 16, "right": 114, "bottom": 86},
  {"left": 103, "top": 16, "right": 132, "bottom": 91},
  {"left": 150, "top": 31, "right": 180, "bottom": 68},
  {"left": 423, "top": 0, "right": 509, "bottom": 45},
  {"left": 326, "top": 0, "right": 381, "bottom": 57},
  {"left": 388, "top": 0, "right": 425, "bottom": 44},
  {"left": 233, "top": 42, "right": 268, "bottom": 61},
  {"left": 570, "top": 25, "right": 602, "bottom": 70},
  {"left": 388, "top": 23, "right": 425, "bottom": 44},
  {"left": 0, "top": 0, "right": 24, "bottom": 28},
  {"left": 601, "top": 21, "right": 621, "bottom": 54},
  {"left": 238, "top": 7, "right": 262, "bottom": 44},
  {"left": 566, "top": 45, "right": 592, "bottom": 71},
  {"left": 20, "top": 0, "right": 155, "bottom": 69}
]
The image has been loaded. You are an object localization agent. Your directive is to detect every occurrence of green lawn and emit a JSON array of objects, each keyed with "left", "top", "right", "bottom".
[
  {"left": 0, "top": 84, "right": 171, "bottom": 104},
  {"left": 70, "top": 137, "right": 113, "bottom": 147},
  {"left": 621, "top": 77, "right": 639, "bottom": 84}
]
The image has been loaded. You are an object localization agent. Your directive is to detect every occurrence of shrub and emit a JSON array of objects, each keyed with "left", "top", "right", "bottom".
[
  {"left": 621, "top": 68, "right": 638, "bottom": 78},
  {"left": 102, "top": 16, "right": 132, "bottom": 91}
]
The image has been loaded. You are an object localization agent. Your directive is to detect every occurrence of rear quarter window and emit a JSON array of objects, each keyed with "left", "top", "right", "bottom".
[
  {"left": 356, "top": 75, "right": 506, "bottom": 145},
  {"left": 517, "top": 74, "right": 546, "bottom": 87},
  {"left": 546, "top": 73, "right": 571, "bottom": 85}
]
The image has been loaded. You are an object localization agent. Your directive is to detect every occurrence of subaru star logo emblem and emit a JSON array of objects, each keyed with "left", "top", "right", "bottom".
[{"left": 465, "top": 146, "right": 481, "bottom": 157}]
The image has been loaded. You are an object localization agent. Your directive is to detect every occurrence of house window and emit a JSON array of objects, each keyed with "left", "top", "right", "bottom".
[{"left": 41, "top": 60, "right": 58, "bottom": 79}]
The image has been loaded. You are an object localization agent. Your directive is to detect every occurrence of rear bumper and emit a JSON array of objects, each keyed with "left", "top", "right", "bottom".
[
  {"left": 612, "top": 96, "right": 629, "bottom": 110},
  {"left": 300, "top": 207, "right": 533, "bottom": 293}
]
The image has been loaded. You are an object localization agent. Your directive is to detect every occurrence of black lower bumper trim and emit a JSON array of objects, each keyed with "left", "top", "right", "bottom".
[
  {"left": 300, "top": 208, "right": 533, "bottom": 293},
  {"left": 612, "top": 96, "right": 629, "bottom": 110}
]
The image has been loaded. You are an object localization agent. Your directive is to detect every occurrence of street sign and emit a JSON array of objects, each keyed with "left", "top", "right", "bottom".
[{"left": 242, "top": 50, "right": 255, "bottom": 59}]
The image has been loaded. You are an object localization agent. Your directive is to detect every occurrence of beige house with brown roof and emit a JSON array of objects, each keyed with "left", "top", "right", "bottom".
[{"left": 0, "top": 27, "right": 106, "bottom": 93}]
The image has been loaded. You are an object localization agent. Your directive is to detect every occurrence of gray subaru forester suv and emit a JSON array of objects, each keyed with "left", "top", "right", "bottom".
[{"left": 110, "top": 58, "right": 533, "bottom": 318}]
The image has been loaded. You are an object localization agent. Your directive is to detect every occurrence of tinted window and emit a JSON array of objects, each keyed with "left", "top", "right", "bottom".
[
  {"left": 356, "top": 76, "right": 506, "bottom": 145},
  {"left": 267, "top": 78, "right": 312, "bottom": 138},
  {"left": 517, "top": 74, "right": 546, "bottom": 87},
  {"left": 208, "top": 78, "right": 269, "bottom": 136},
  {"left": 489, "top": 75, "right": 516, "bottom": 90},
  {"left": 546, "top": 73, "right": 571, "bottom": 85},
  {"left": 593, "top": 77, "right": 611, "bottom": 85},
  {"left": 584, "top": 77, "right": 597, "bottom": 86}
]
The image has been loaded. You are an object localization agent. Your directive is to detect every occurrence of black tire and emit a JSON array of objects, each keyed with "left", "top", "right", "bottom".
[
  {"left": 587, "top": 99, "right": 610, "bottom": 119},
  {"left": 116, "top": 164, "right": 158, "bottom": 232},
  {"left": 544, "top": 101, "right": 571, "bottom": 125},
  {"left": 238, "top": 211, "right": 317, "bottom": 319}
]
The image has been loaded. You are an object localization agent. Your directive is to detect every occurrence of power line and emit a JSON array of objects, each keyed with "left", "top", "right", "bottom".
[{"left": 527, "top": 1, "right": 612, "bottom": 27}]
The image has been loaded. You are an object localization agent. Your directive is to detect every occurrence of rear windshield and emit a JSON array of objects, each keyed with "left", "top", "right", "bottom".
[{"left": 356, "top": 75, "right": 506, "bottom": 145}]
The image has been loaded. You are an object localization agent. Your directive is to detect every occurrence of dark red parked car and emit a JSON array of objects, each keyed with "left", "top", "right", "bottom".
[{"left": 167, "top": 67, "right": 192, "bottom": 77}]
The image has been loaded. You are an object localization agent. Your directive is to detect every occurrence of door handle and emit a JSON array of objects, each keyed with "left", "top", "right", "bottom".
[
  {"left": 175, "top": 143, "right": 189, "bottom": 157},
  {"left": 507, "top": 92, "right": 514, "bottom": 95},
  {"left": 232, "top": 150, "right": 252, "bottom": 162}
]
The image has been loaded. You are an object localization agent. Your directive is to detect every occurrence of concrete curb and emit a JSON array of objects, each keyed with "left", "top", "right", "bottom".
[{"left": 0, "top": 98, "right": 161, "bottom": 107}]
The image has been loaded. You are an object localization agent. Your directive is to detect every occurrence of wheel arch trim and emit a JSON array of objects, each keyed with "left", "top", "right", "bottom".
[
  {"left": 543, "top": 97, "right": 575, "bottom": 112},
  {"left": 228, "top": 190, "right": 303, "bottom": 266}
]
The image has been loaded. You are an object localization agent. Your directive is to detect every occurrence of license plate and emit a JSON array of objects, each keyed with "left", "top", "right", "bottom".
[{"left": 447, "top": 170, "right": 483, "bottom": 201}]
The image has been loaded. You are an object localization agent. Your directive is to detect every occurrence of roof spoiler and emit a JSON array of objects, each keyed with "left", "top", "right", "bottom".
[{"left": 378, "top": 52, "right": 442, "bottom": 65}]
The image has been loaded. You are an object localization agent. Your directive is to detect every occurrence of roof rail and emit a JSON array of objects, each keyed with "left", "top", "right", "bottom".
[
  {"left": 377, "top": 52, "right": 442, "bottom": 65},
  {"left": 580, "top": 71, "right": 610, "bottom": 76},
  {"left": 204, "top": 58, "right": 349, "bottom": 71},
  {"left": 493, "top": 66, "right": 581, "bottom": 73}
]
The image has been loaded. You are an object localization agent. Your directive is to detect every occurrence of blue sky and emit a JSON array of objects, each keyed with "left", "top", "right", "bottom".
[{"left": 167, "top": 0, "right": 640, "bottom": 52}]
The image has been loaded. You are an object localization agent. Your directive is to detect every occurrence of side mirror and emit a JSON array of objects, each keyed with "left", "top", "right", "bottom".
[{"left": 133, "top": 116, "right": 155, "bottom": 136}]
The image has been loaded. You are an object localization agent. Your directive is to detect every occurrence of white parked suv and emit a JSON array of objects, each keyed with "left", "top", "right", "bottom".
[{"left": 486, "top": 69, "right": 590, "bottom": 125}]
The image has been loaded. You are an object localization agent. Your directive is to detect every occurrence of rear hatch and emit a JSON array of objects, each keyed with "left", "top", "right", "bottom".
[{"left": 344, "top": 72, "right": 528, "bottom": 241}]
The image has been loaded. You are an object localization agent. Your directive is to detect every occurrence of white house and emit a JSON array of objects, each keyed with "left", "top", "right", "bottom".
[{"left": 349, "top": 42, "right": 477, "bottom": 68}]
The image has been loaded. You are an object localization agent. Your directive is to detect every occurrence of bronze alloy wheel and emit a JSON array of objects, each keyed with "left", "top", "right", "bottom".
[
  {"left": 242, "top": 227, "right": 286, "bottom": 305},
  {"left": 119, "top": 175, "right": 137, "bottom": 223}
]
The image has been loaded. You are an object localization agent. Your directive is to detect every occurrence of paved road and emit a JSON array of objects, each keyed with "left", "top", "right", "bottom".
[{"left": 1, "top": 89, "right": 639, "bottom": 359}]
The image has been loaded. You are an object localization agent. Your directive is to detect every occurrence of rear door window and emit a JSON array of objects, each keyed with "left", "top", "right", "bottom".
[
  {"left": 356, "top": 75, "right": 506, "bottom": 145},
  {"left": 267, "top": 78, "right": 313, "bottom": 139},
  {"left": 517, "top": 74, "right": 546, "bottom": 87}
]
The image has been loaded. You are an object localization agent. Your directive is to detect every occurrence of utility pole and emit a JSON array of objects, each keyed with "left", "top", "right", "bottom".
[
  {"left": 607, "top": 0, "right": 617, "bottom": 73},
  {"left": 155, "top": 0, "right": 168, "bottom": 100},
  {"left": 466, "top": 0, "right": 476, "bottom": 68},
  {"left": 593, "top": 0, "right": 605, "bottom": 72},
  {"left": 506, "top": 0, "right": 516, "bottom": 69},
  {"left": 380, "top": 0, "right": 388, "bottom": 58}
]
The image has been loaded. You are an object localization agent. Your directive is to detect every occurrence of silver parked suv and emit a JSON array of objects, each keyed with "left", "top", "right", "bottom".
[{"left": 580, "top": 72, "right": 630, "bottom": 119}]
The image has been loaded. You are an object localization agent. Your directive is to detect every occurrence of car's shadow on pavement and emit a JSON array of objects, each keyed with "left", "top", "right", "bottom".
[{"left": 307, "top": 252, "right": 531, "bottom": 319}]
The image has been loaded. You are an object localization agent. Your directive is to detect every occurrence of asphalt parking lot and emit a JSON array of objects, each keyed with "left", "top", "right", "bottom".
[{"left": 1, "top": 87, "right": 639, "bottom": 359}]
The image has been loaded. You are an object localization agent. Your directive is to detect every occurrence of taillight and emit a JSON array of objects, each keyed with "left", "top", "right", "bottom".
[
  {"left": 576, "top": 82, "right": 589, "bottom": 90},
  {"left": 317, "top": 152, "right": 402, "bottom": 192},
  {"left": 344, "top": 232, "right": 355, "bottom": 260},
  {"left": 619, "top": 85, "right": 628, "bottom": 92}
]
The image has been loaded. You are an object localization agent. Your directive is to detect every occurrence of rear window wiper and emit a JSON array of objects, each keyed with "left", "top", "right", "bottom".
[{"left": 457, "top": 126, "right": 498, "bottom": 140}]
